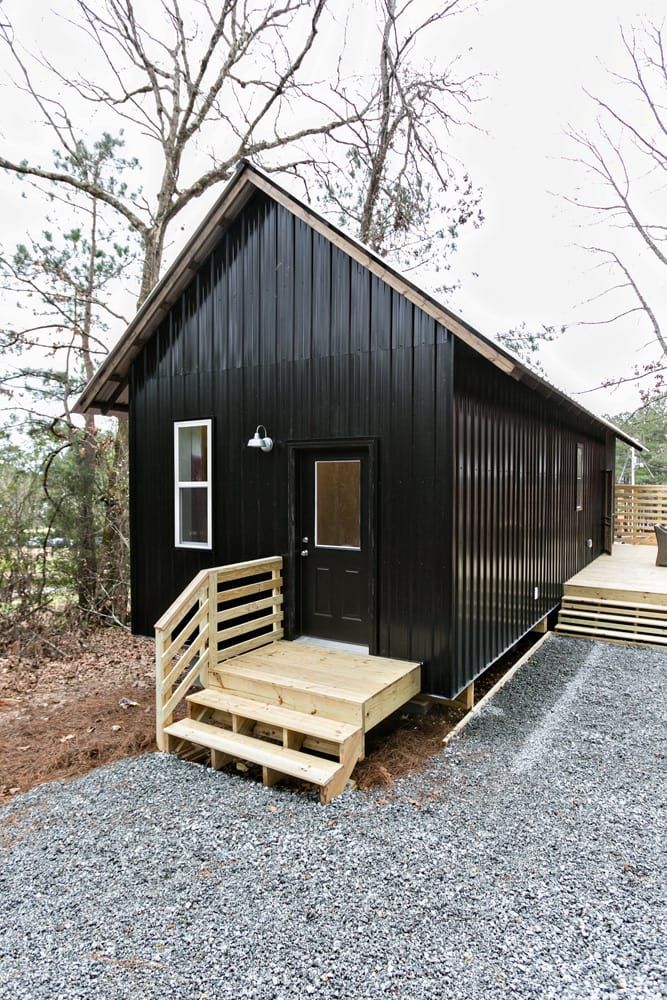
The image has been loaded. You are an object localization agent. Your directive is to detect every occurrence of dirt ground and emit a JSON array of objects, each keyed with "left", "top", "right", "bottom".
[
  {"left": 0, "top": 614, "right": 541, "bottom": 802},
  {"left": 0, "top": 613, "right": 155, "bottom": 802}
]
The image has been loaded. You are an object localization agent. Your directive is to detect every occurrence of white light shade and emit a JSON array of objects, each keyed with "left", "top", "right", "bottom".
[{"left": 247, "top": 425, "right": 273, "bottom": 453}]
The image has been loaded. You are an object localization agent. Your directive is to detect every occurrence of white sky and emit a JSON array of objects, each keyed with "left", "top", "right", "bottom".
[
  {"left": 445, "top": 0, "right": 666, "bottom": 415},
  {"left": 1, "top": 0, "right": 665, "bottom": 419}
]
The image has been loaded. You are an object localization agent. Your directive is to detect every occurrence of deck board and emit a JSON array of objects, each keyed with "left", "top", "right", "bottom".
[
  {"left": 564, "top": 544, "right": 667, "bottom": 606},
  {"left": 236, "top": 642, "right": 415, "bottom": 690},
  {"left": 212, "top": 639, "right": 421, "bottom": 731}
]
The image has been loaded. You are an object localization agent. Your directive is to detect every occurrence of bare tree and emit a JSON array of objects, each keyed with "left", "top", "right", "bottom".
[
  {"left": 566, "top": 21, "right": 667, "bottom": 402},
  {"left": 307, "top": 0, "right": 483, "bottom": 280},
  {"left": 0, "top": 0, "right": 370, "bottom": 305},
  {"left": 0, "top": 1, "right": 487, "bottom": 622},
  {"left": 495, "top": 322, "right": 564, "bottom": 375}
]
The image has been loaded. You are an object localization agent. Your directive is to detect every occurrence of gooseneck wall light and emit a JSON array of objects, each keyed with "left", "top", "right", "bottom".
[{"left": 246, "top": 424, "right": 274, "bottom": 453}]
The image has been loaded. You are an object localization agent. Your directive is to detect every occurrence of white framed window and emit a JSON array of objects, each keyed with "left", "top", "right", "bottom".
[
  {"left": 576, "top": 442, "right": 584, "bottom": 511},
  {"left": 174, "top": 419, "right": 212, "bottom": 549}
]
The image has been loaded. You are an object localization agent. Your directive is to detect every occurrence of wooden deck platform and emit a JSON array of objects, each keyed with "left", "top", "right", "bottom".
[
  {"left": 556, "top": 544, "right": 667, "bottom": 647},
  {"left": 210, "top": 639, "right": 420, "bottom": 732},
  {"left": 563, "top": 543, "right": 667, "bottom": 606},
  {"left": 155, "top": 557, "right": 421, "bottom": 802}
]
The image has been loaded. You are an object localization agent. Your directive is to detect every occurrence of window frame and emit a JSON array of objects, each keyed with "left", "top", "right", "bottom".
[
  {"left": 174, "top": 418, "right": 213, "bottom": 550},
  {"left": 576, "top": 442, "right": 584, "bottom": 512}
]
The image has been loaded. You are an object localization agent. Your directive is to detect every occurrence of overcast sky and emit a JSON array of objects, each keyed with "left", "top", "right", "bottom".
[
  {"left": 446, "top": 0, "right": 666, "bottom": 415},
  {"left": 1, "top": 0, "right": 665, "bottom": 420}
]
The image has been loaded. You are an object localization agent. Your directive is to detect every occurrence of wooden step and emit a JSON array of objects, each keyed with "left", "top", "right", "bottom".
[
  {"left": 558, "top": 609, "right": 667, "bottom": 630},
  {"left": 164, "top": 718, "right": 341, "bottom": 786},
  {"left": 563, "top": 584, "right": 667, "bottom": 607},
  {"left": 561, "top": 595, "right": 667, "bottom": 615},
  {"left": 186, "top": 688, "right": 359, "bottom": 745},
  {"left": 555, "top": 622, "right": 667, "bottom": 646},
  {"left": 211, "top": 664, "right": 365, "bottom": 727}
]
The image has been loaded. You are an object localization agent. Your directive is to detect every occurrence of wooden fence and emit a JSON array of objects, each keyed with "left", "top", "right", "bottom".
[
  {"left": 154, "top": 556, "right": 283, "bottom": 750},
  {"left": 614, "top": 485, "right": 667, "bottom": 545}
]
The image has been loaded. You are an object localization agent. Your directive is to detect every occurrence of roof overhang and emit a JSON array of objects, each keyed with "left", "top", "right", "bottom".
[{"left": 74, "top": 160, "right": 644, "bottom": 452}]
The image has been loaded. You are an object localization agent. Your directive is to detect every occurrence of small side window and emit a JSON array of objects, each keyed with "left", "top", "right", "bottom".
[
  {"left": 174, "top": 419, "right": 212, "bottom": 548},
  {"left": 576, "top": 443, "right": 584, "bottom": 511}
]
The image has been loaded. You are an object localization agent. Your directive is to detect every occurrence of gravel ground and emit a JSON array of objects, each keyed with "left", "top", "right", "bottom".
[{"left": 0, "top": 635, "right": 665, "bottom": 1000}]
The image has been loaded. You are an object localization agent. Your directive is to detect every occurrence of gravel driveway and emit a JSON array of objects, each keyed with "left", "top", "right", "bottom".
[{"left": 0, "top": 636, "right": 665, "bottom": 1000}]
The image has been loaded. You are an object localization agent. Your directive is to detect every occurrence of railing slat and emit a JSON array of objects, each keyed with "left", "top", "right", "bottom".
[
  {"left": 162, "top": 629, "right": 209, "bottom": 691},
  {"left": 162, "top": 597, "right": 209, "bottom": 665},
  {"left": 154, "top": 568, "right": 209, "bottom": 632},
  {"left": 216, "top": 629, "right": 284, "bottom": 663},
  {"left": 614, "top": 484, "right": 667, "bottom": 545},
  {"left": 155, "top": 556, "right": 284, "bottom": 752},
  {"left": 163, "top": 653, "right": 210, "bottom": 721},
  {"left": 216, "top": 593, "right": 284, "bottom": 624},
  {"left": 217, "top": 610, "right": 282, "bottom": 643},
  {"left": 217, "top": 577, "right": 283, "bottom": 604}
]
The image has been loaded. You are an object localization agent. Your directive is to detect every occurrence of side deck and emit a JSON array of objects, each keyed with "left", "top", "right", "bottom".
[
  {"left": 563, "top": 543, "right": 667, "bottom": 606},
  {"left": 557, "top": 544, "right": 667, "bottom": 647}
]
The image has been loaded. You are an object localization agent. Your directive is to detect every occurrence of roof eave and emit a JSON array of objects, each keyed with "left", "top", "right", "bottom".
[{"left": 73, "top": 160, "right": 646, "bottom": 452}]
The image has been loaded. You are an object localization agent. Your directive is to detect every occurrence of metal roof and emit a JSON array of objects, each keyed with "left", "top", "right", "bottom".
[{"left": 74, "top": 159, "right": 643, "bottom": 451}]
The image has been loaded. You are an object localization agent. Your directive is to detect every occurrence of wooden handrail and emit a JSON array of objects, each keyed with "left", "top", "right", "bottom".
[
  {"left": 155, "top": 556, "right": 284, "bottom": 751},
  {"left": 154, "top": 568, "right": 209, "bottom": 631},
  {"left": 614, "top": 484, "right": 667, "bottom": 546}
]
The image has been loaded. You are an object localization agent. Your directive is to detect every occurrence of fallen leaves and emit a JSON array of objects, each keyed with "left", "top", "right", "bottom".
[{"left": 0, "top": 618, "right": 156, "bottom": 802}]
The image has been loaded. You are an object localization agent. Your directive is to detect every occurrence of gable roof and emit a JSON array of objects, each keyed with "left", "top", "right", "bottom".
[{"left": 74, "top": 160, "right": 642, "bottom": 451}]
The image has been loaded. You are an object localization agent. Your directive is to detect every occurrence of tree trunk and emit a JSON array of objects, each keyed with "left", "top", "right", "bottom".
[
  {"left": 138, "top": 225, "right": 167, "bottom": 307},
  {"left": 97, "top": 423, "right": 130, "bottom": 623},
  {"left": 76, "top": 198, "right": 100, "bottom": 613},
  {"left": 358, "top": 0, "right": 394, "bottom": 247}
]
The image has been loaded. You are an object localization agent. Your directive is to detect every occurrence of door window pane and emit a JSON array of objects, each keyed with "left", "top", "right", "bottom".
[
  {"left": 315, "top": 460, "right": 361, "bottom": 549},
  {"left": 178, "top": 424, "right": 208, "bottom": 482}
]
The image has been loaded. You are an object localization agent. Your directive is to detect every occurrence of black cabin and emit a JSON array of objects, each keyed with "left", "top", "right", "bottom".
[{"left": 76, "top": 161, "right": 638, "bottom": 699}]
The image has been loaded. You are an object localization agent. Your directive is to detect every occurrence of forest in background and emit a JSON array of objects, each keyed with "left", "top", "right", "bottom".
[{"left": 0, "top": 2, "right": 665, "bottom": 644}]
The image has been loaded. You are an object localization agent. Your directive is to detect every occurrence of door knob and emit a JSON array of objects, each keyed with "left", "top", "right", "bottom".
[
  {"left": 301, "top": 536, "right": 309, "bottom": 544},
  {"left": 300, "top": 549, "right": 309, "bottom": 557}
]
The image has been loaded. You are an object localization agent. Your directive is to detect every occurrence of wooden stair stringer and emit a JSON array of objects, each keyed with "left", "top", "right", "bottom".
[{"left": 166, "top": 689, "right": 365, "bottom": 802}]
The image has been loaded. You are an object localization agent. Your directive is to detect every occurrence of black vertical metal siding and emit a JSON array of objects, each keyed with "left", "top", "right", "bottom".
[
  {"left": 129, "top": 191, "right": 454, "bottom": 693},
  {"left": 452, "top": 343, "right": 607, "bottom": 693},
  {"left": 129, "top": 188, "right": 612, "bottom": 699}
]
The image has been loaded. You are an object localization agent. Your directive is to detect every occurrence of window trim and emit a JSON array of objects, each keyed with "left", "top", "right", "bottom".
[
  {"left": 576, "top": 442, "right": 584, "bottom": 512},
  {"left": 174, "top": 418, "right": 213, "bottom": 550}
]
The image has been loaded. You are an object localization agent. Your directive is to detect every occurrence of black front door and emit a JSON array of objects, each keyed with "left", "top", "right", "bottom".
[{"left": 298, "top": 451, "right": 369, "bottom": 645}]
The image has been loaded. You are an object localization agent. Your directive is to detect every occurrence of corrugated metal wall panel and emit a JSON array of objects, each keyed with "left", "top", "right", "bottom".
[
  {"left": 452, "top": 344, "right": 607, "bottom": 693},
  {"left": 129, "top": 192, "right": 455, "bottom": 694},
  {"left": 129, "top": 190, "right": 612, "bottom": 698}
]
